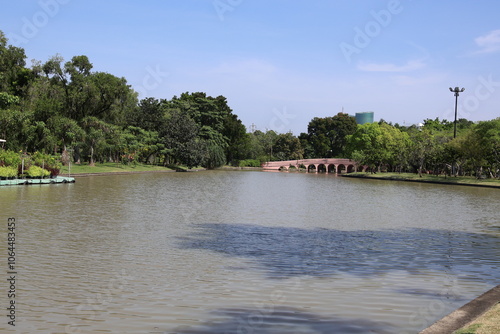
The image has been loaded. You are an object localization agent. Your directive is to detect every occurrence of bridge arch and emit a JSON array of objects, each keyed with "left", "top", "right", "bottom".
[{"left": 263, "top": 158, "right": 361, "bottom": 174}]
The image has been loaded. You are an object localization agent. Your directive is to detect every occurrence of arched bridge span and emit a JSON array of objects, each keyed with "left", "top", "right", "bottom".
[{"left": 262, "top": 158, "right": 365, "bottom": 174}]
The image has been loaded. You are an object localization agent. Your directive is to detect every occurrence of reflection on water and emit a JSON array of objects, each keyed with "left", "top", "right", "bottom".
[
  {"left": 171, "top": 307, "right": 398, "bottom": 334},
  {"left": 178, "top": 224, "right": 500, "bottom": 281},
  {"left": 0, "top": 171, "right": 498, "bottom": 333}
]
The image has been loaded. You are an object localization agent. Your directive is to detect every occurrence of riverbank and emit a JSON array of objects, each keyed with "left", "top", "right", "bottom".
[
  {"left": 59, "top": 163, "right": 263, "bottom": 176},
  {"left": 342, "top": 172, "right": 500, "bottom": 189},
  {"left": 420, "top": 285, "right": 500, "bottom": 334},
  {"left": 59, "top": 162, "right": 176, "bottom": 176},
  {"left": 455, "top": 303, "right": 500, "bottom": 334}
]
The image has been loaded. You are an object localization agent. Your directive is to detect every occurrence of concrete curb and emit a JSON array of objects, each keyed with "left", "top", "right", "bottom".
[{"left": 419, "top": 285, "right": 500, "bottom": 334}]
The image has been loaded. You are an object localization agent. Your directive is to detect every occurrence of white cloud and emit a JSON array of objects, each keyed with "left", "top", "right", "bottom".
[
  {"left": 357, "top": 59, "right": 426, "bottom": 72},
  {"left": 474, "top": 29, "right": 500, "bottom": 54}
]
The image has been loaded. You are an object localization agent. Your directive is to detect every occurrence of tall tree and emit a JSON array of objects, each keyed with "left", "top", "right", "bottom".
[
  {"left": 81, "top": 116, "right": 113, "bottom": 166},
  {"left": 346, "top": 122, "right": 410, "bottom": 173},
  {"left": 306, "top": 112, "right": 357, "bottom": 158},
  {"left": 0, "top": 31, "right": 30, "bottom": 96},
  {"left": 162, "top": 109, "right": 205, "bottom": 168},
  {"left": 273, "top": 132, "right": 304, "bottom": 161}
]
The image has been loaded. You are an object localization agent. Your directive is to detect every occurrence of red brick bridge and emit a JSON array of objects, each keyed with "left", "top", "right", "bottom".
[{"left": 262, "top": 158, "right": 365, "bottom": 173}]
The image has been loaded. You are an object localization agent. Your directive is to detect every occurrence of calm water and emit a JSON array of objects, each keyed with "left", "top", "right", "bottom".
[{"left": 0, "top": 171, "right": 499, "bottom": 333}]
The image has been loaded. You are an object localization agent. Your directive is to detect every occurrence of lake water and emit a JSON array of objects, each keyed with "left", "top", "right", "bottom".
[{"left": 1, "top": 171, "right": 499, "bottom": 333}]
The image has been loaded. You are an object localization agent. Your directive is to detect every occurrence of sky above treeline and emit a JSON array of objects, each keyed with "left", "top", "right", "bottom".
[{"left": 2, "top": 0, "right": 500, "bottom": 134}]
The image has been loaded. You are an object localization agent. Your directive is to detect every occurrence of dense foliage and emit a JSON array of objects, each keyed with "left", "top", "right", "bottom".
[
  {"left": 0, "top": 30, "right": 498, "bottom": 178},
  {"left": 345, "top": 118, "right": 500, "bottom": 178},
  {"left": 0, "top": 31, "right": 248, "bottom": 169}
]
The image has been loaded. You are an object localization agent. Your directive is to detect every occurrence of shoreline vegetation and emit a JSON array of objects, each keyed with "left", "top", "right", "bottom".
[
  {"left": 1, "top": 29, "right": 499, "bottom": 182},
  {"left": 59, "top": 163, "right": 266, "bottom": 176},
  {"left": 59, "top": 162, "right": 175, "bottom": 176},
  {"left": 60, "top": 163, "right": 499, "bottom": 189},
  {"left": 342, "top": 172, "right": 500, "bottom": 189},
  {"left": 453, "top": 303, "right": 500, "bottom": 334}
]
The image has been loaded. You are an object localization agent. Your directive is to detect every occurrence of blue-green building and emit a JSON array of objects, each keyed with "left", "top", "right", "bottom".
[{"left": 355, "top": 112, "right": 374, "bottom": 125}]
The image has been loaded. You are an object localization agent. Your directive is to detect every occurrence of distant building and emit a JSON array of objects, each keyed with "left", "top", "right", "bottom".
[{"left": 355, "top": 112, "right": 374, "bottom": 125}]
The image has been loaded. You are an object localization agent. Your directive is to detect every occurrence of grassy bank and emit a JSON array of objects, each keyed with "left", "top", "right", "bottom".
[
  {"left": 454, "top": 303, "right": 500, "bottom": 334},
  {"left": 343, "top": 172, "right": 500, "bottom": 188},
  {"left": 60, "top": 162, "right": 173, "bottom": 175}
]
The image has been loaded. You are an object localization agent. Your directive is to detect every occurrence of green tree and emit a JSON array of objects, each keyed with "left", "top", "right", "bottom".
[
  {"left": 40, "top": 55, "right": 137, "bottom": 124},
  {"left": 222, "top": 112, "right": 247, "bottom": 165},
  {"left": 0, "top": 92, "right": 20, "bottom": 109},
  {"left": 408, "top": 129, "right": 437, "bottom": 177},
  {"left": 129, "top": 97, "right": 167, "bottom": 132},
  {"left": 0, "top": 31, "right": 30, "bottom": 96},
  {"left": 46, "top": 116, "right": 85, "bottom": 153},
  {"left": 451, "top": 119, "right": 500, "bottom": 178},
  {"left": 475, "top": 118, "right": 500, "bottom": 177},
  {"left": 81, "top": 116, "right": 113, "bottom": 166},
  {"left": 305, "top": 112, "right": 357, "bottom": 158},
  {"left": 162, "top": 109, "right": 204, "bottom": 168},
  {"left": 273, "top": 132, "right": 304, "bottom": 161},
  {"left": 346, "top": 122, "right": 410, "bottom": 173},
  {"left": 162, "top": 92, "right": 246, "bottom": 167}
]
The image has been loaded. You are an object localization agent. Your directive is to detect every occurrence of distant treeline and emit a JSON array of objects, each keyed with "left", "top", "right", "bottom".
[{"left": 0, "top": 30, "right": 498, "bottom": 177}]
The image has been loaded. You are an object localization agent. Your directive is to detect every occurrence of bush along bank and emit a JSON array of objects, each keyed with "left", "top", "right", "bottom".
[{"left": 0, "top": 150, "right": 62, "bottom": 180}]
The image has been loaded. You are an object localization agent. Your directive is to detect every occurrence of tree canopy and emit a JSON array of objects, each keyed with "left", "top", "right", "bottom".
[{"left": 0, "top": 29, "right": 498, "bottom": 178}]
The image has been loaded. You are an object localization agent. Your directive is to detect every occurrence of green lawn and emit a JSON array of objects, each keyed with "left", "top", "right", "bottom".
[
  {"left": 59, "top": 162, "right": 173, "bottom": 175},
  {"left": 345, "top": 172, "right": 500, "bottom": 188},
  {"left": 453, "top": 303, "right": 500, "bottom": 334}
]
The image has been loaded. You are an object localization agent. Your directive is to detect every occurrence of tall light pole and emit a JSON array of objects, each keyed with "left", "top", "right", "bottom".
[{"left": 449, "top": 87, "right": 465, "bottom": 138}]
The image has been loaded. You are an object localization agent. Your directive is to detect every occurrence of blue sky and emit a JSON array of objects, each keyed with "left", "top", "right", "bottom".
[{"left": 1, "top": 0, "right": 500, "bottom": 134}]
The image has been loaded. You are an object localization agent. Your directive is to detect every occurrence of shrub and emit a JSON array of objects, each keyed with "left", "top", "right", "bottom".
[
  {"left": 31, "top": 152, "right": 62, "bottom": 170},
  {"left": 0, "top": 150, "right": 22, "bottom": 168},
  {"left": 30, "top": 152, "right": 62, "bottom": 177},
  {"left": 0, "top": 166, "right": 18, "bottom": 178},
  {"left": 238, "top": 159, "right": 262, "bottom": 167},
  {"left": 26, "top": 166, "right": 50, "bottom": 178}
]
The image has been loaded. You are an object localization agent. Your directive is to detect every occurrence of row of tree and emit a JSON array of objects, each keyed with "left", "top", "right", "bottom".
[
  {"left": 0, "top": 30, "right": 498, "bottom": 177},
  {"left": 0, "top": 31, "right": 250, "bottom": 168},
  {"left": 345, "top": 118, "right": 500, "bottom": 178}
]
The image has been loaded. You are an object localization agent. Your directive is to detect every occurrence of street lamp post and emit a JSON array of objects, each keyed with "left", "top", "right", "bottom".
[
  {"left": 449, "top": 86, "right": 465, "bottom": 176},
  {"left": 449, "top": 87, "right": 465, "bottom": 138}
]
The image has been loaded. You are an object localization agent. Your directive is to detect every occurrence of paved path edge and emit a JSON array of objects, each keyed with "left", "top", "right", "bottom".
[{"left": 419, "top": 284, "right": 500, "bottom": 334}]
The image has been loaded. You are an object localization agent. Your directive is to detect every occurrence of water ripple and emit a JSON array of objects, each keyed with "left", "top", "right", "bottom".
[{"left": 178, "top": 224, "right": 500, "bottom": 282}]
